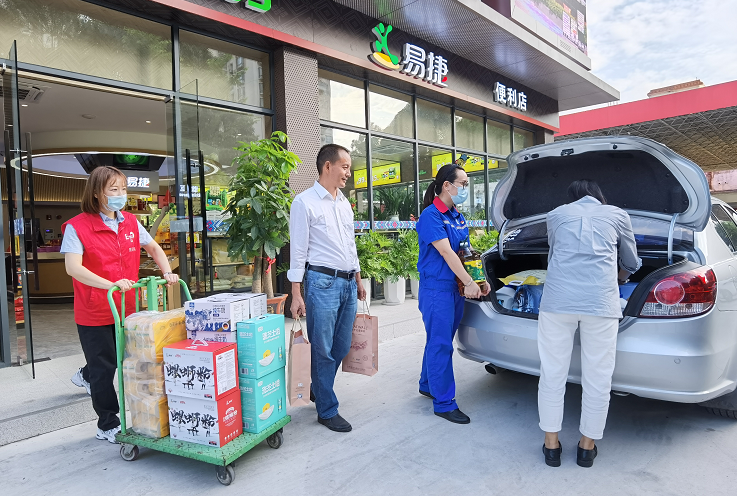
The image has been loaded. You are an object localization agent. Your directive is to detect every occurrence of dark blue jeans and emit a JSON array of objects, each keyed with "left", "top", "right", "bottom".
[{"left": 305, "top": 270, "right": 357, "bottom": 419}]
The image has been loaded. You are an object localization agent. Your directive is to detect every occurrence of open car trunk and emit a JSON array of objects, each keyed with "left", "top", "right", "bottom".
[{"left": 482, "top": 250, "right": 688, "bottom": 319}]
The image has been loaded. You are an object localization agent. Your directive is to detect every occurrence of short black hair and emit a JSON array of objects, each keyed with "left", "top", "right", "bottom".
[
  {"left": 568, "top": 179, "right": 607, "bottom": 204},
  {"left": 316, "top": 144, "right": 350, "bottom": 175}
]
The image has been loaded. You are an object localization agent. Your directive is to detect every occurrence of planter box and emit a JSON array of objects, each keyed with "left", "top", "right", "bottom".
[
  {"left": 358, "top": 278, "right": 372, "bottom": 310},
  {"left": 266, "top": 294, "right": 288, "bottom": 315},
  {"left": 410, "top": 277, "right": 420, "bottom": 299},
  {"left": 383, "top": 278, "right": 406, "bottom": 305}
]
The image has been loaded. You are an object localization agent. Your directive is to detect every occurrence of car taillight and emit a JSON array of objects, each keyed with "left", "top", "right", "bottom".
[{"left": 639, "top": 267, "right": 716, "bottom": 318}]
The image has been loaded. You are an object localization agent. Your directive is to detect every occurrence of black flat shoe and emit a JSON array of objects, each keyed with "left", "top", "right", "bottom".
[
  {"left": 317, "top": 414, "right": 352, "bottom": 432},
  {"left": 577, "top": 444, "right": 598, "bottom": 468},
  {"left": 310, "top": 389, "right": 315, "bottom": 403},
  {"left": 419, "top": 390, "right": 435, "bottom": 400},
  {"left": 542, "top": 442, "right": 562, "bottom": 467},
  {"left": 434, "top": 409, "right": 470, "bottom": 424}
]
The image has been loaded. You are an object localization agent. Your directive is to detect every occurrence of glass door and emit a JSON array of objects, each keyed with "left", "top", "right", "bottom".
[
  {"left": 167, "top": 80, "right": 207, "bottom": 299},
  {"left": 1, "top": 41, "right": 34, "bottom": 374}
]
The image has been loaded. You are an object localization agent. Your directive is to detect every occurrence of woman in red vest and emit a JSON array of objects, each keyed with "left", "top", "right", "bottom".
[{"left": 61, "top": 166, "right": 178, "bottom": 443}]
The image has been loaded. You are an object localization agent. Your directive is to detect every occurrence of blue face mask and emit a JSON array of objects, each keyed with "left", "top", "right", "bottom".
[
  {"left": 451, "top": 185, "right": 469, "bottom": 205},
  {"left": 104, "top": 194, "right": 127, "bottom": 212}
]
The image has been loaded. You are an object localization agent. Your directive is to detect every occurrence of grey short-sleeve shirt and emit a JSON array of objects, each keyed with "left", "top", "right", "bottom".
[{"left": 60, "top": 212, "right": 154, "bottom": 255}]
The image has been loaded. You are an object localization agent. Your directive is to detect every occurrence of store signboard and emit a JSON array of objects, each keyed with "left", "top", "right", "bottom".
[
  {"left": 431, "top": 154, "right": 490, "bottom": 176},
  {"left": 223, "top": 0, "right": 271, "bottom": 13},
  {"left": 354, "top": 163, "right": 401, "bottom": 189},
  {"left": 431, "top": 154, "right": 453, "bottom": 177},
  {"left": 124, "top": 171, "right": 159, "bottom": 192},
  {"left": 369, "top": 23, "right": 449, "bottom": 88},
  {"left": 463, "top": 156, "right": 485, "bottom": 173},
  {"left": 494, "top": 82, "right": 528, "bottom": 112}
]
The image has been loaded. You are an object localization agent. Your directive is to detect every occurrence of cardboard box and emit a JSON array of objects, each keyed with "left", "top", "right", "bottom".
[
  {"left": 163, "top": 340, "right": 238, "bottom": 400},
  {"left": 239, "top": 367, "right": 287, "bottom": 434},
  {"left": 168, "top": 388, "right": 242, "bottom": 448},
  {"left": 236, "top": 314, "right": 285, "bottom": 378},
  {"left": 186, "top": 329, "right": 236, "bottom": 343},
  {"left": 184, "top": 293, "right": 267, "bottom": 334}
]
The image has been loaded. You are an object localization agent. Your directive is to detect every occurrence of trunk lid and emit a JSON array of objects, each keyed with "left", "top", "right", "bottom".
[{"left": 490, "top": 136, "right": 711, "bottom": 232}]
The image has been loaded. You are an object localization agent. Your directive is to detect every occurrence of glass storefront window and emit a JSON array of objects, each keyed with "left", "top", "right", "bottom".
[
  {"left": 487, "top": 160, "right": 509, "bottom": 229},
  {"left": 371, "top": 137, "right": 415, "bottom": 222},
  {"left": 459, "top": 155, "right": 487, "bottom": 222},
  {"left": 179, "top": 31, "right": 270, "bottom": 107},
  {"left": 455, "top": 111, "right": 484, "bottom": 152},
  {"left": 320, "top": 127, "right": 369, "bottom": 223},
  {"left": 417, "top": 99, "right": 452, "bottom": 146},
  {"left": 418, "top": 145, "right": 452, "bottom": 213},
  {"left": 0, "top": 0, "right": 172, "bottom": 89},
  {"left": 369, "top": 85, "right": 413, "bottom": 138},
  {"left": 487, "top": 120, "right": 511, "bottom": 156},
  {"left": 513, "top": 128, "right": 535, "bottom": 151},
  {"left": 318, "top": 70, "right": 366, "bottom": 128}
]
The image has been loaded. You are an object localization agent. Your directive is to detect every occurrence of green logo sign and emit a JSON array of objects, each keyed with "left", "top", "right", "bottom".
[
  {"left": 370, "top": 23, "right": 400, "bottom": 69},
  {"left": 224, "top": 0, "right": 272, "bottom": 13}
]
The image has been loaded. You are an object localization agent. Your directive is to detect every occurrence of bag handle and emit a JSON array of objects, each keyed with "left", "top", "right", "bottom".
[
  {"left": 360, "top": 299, "right": 371, "bottom": 317},
  {"left": 191, "top": 338, "right": 209, "bottom": 346},
  {"left": 291, "top": 317, "right": 309, "bottom": 343}
]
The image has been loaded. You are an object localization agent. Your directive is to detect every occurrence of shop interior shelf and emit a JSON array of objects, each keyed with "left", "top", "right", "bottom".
[{"left": 116, "top": 415, "right": 290, "bottom": 466}]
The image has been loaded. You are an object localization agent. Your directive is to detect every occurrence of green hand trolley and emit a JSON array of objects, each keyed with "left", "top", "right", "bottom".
[{"left": 109, "top": 276, "right": 290, "bottom": 486}]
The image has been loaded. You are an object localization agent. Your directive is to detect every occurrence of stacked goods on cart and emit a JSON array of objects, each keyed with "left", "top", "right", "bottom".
[
  {"left": 185, "top": 293, "right": 267, "bottom": 342},
  {"left": 123, "top": 308, "right": 186, "bottom": 438},
  {"left": 164, "top": 339, "right": 242, "bottom": 447},
  {"left": 237, "top": 314, "right": 287, "bottom": 434}
]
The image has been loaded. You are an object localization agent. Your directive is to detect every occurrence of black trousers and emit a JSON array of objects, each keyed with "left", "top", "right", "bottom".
[{"left": 78, "top": 324, "right": 120, "bottom": 431}]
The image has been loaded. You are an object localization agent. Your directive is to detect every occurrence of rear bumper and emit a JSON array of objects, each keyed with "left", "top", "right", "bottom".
[{"left": 457, "top": 300, "right": 737, "bottom": 404}]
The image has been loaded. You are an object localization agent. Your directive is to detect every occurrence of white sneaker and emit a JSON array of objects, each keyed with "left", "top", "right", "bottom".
[
  {"left": 96, "top": 426, "right": 121, "bottom": 444},
  {"left": 71, "top": 368, "right": 91, "bottom": 395}
]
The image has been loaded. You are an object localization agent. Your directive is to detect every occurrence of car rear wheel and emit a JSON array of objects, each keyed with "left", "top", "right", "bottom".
[{"left": 699, "top": 389, "right": 737, "bottom": 420}]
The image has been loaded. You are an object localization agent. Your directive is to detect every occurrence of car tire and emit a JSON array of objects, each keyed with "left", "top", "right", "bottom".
[{"left": 699, "top": 389, "right": 737, "bottom": 420}]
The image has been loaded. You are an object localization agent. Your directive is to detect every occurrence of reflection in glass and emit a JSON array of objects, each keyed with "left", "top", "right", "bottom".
[
  {"left": 487, "top": 160, "right": 509, "bottom": 229},
  {"left": 371, "top": 137, "right": 415, "bottom": 221},
  {"left": 417, "top": 99, "right": 452, "bottom": 146},
  {"left": 369, "top": 85, "right": 413, "bottom": 138},
  {"left": 0, "top": 0, "right": 172, "bottom": 88},
  {"left": 455, "top": 111, "right": 484, "bottom": 152},
  {"left": 418, "top": 145, "right": 452, "bottom": 213},
  {"left": 318, "top": 71, "right": 366, "bottom": 128},
  {"left": 458, "top": 156, "right": 487, "bottom": 222},
  {"left": 180, "top": 30, "right": 270, "bottom": 107},
  {"left": 487, "top": 120, "right": 511, "bottom": 156},
  {"left": 320, "top": 127, "right": 369, "bottom": 223},
  {"left": 513, "top": 128, "right": 535, "bottom": 151}
]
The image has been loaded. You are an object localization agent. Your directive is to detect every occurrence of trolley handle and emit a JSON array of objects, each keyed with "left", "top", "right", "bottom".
[{"left": 107, "top": 277, "right": 191, "bottom": 327}]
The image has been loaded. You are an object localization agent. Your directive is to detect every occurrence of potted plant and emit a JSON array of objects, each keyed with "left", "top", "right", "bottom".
[
  {"left": 470, "top": 229, "right": 499, "bottom": 254},
  {"left": 403, "top": 229, "right": 421, "bottom": 299},
  {"left": 225, "top": 131, "right": 301, "bottom": 313},
  {"left": 383, "top": 231, "right": 415, "bottom": 305},
  {"left": 354, "top": 230, "right": 392, "bottom": 309}
]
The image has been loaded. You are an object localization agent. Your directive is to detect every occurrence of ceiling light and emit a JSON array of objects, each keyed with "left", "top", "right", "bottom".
[
  {"left": 21, "top": 104, "right": 28, "bottom": 107},
  {"left": 145, "top": 120, "right": 151, "bottom": 124},
  {"left": 81, "top": 114, "right": 96, "bottom": 119}
]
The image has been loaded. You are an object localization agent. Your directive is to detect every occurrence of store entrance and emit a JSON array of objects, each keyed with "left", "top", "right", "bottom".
[{"left": 0, "top": 55, "right": 174, "bottom": 371}]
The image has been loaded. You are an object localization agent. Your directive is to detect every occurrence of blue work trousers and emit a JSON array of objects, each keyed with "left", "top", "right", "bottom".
[
  {"left": 418, "top": 286, "right": 465, "bottom": 413},
  {"left": 305, "top": 270, "right": 357, "bottom": 420}
]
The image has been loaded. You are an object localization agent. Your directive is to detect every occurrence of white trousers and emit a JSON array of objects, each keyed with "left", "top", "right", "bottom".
[{"left": 537, "top": 311, "right": 619, "bottom": 440}]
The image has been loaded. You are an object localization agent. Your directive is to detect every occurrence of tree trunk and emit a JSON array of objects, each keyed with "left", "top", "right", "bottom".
[
  {"left": 252, "top": 249, "right": 263, "bottom": 294},
  {"left": 263, "top": 262, "right": 274, "bottom": 298}
]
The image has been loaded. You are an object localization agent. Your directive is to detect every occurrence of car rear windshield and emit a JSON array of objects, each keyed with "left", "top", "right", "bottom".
[{"left": 502, "top": 217, "right": 694, "bottom": 251}]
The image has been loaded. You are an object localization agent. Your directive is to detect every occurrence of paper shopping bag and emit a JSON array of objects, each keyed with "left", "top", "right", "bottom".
[
  {"left": 288, "top": 319, "right": 312, "bottom": 406},
  {"left": 342, "top": 304, "right": 379, "bottom": 377}
]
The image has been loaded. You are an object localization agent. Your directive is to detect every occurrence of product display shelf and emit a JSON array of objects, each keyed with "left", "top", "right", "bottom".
[{"left": 109, "top": 276, "right": 290, "bottom": 486}]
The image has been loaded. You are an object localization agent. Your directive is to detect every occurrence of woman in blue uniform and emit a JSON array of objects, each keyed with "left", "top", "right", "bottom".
[{"left": 416, "top": 162, "right": 490, "bottom": 424}]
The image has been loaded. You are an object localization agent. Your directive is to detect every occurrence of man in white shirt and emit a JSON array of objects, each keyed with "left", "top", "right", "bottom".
[{"left": 289, "top": 143, "right": 366, "bottom": 433}]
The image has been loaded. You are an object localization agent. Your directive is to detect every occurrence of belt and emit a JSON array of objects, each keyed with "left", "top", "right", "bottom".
[{"left": 306, "top": 264, "right": 356, "bottom": 280}]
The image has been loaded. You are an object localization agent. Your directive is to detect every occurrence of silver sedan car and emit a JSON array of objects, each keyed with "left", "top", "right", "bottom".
[{"left": 457, "top": 136, "right": 737, "bottom": 419}]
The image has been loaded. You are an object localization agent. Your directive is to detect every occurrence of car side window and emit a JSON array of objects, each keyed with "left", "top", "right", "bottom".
[{"left": 711, "top": 205, "right": 737, "bottom": 252}]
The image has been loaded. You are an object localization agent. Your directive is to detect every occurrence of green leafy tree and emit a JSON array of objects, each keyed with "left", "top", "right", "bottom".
[
  {"left": 470, "top": 230, "right": 499, "bottom": 253},
  {"left": 355, "top": 231, "right": 392, "bottom": 283},
  {"left": 225, "top": 132, "right": 301, "bottom": 298}
]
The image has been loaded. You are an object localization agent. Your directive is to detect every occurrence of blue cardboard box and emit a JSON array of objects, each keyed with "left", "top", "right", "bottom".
[
  {"left": 236, "top": 314, "right": 285, "bottom": 378},
  {"left": 239, "top": 367, "right": 287, "bottom": 434}
]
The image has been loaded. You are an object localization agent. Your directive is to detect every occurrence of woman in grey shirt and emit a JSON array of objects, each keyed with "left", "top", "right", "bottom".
[{"left": 539, "top": 180, "right": 640, "bottom": 468}]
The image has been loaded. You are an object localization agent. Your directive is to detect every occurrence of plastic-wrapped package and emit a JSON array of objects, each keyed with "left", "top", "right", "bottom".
[
  {"left": 124, "top": 308, "right": 186, "bottom": 362},
  {"left": 512, "top": 284, "right": 545, "bottom": 314},
  {"left": 123, "top": 357, "right": 165, "bottom": 396},
  {"left": 128, "top": 392, "right": 169, "bottom": 438},
  {"left": 499, "top": 270, "right": 547, "bottom": 286}
]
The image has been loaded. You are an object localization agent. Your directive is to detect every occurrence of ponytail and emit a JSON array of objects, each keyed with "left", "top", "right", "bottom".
[{"left": 422, "top": 163, "right": 465, "bottom": 210}]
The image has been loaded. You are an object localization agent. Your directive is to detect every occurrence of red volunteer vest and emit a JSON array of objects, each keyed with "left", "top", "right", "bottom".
[{"left": 62, "top": 212, "right": 141, "bottom": 326}]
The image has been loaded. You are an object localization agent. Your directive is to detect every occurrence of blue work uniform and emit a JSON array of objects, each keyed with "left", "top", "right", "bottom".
[{"left": 416, "top": 196, "right": 468, "bottom": 413}]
